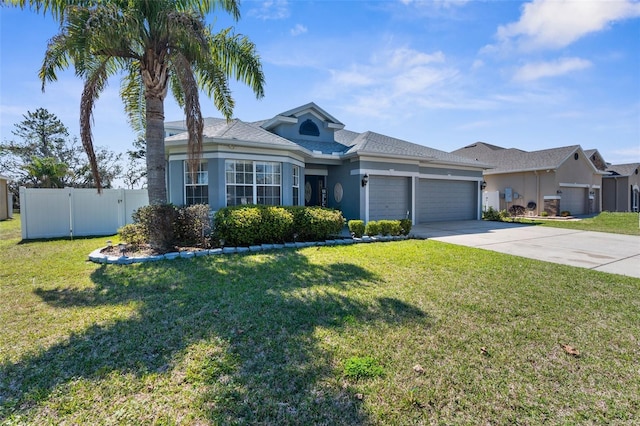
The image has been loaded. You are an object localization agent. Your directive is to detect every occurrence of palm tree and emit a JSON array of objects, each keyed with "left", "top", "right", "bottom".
[
  {"left": 23, "top": 156, "right": 68, "bottom": 188},
  {"left": 12, "top": 0, "right": 264, "bottom": 205}
]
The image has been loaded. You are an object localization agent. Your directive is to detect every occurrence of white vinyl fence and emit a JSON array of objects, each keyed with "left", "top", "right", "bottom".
[{"left": 20, "top": 187, "right": 148, "bottom": 239}]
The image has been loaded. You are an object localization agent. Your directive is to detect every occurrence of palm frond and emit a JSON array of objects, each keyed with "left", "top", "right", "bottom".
[
  {"left": 39, "top": 34, "right": 71, "bottom": 90},
  {"left": 174, "top": 0, "right": 240, "bottom": 21},
  {"left": 169, "top": 73, "right": 186, "bottom": 109},
  {"left": 172, "top": 53, "right": 204, "bottom": 177},
  {"left": 80, "top": 58, "right": 112, "bottom": 192},
  {"left": 121, "top": 62, "right": 146, "bottom": 134},
  {"left": 211, "top": 28, "right": 265, "bottom": 98},
  {"left": 197, "top": 61, "right": 234, "bottom": 120}
]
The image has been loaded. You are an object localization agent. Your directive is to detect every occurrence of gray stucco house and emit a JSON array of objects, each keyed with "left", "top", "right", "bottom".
[
  {"left": 164, "top": 103, "right": 488, "bottom": 224},
  {"left": 602, "top": 163, "right": 640, "bottom": 212}
]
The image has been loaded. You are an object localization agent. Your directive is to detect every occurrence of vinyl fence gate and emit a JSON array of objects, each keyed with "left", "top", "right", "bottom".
[{"left": 20, "top": 187, "right": 148, "bottom": 240}]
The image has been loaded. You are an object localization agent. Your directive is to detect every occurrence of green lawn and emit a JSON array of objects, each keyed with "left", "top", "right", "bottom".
[
  {"left": 505, "top": 211, "right": 640, "bottom": 236},
  {"left": 538, "top": 211, "right": 640, "bottom": 235},
  {"left": 1, "top": 215, "right": 639, "bottom": 424}
]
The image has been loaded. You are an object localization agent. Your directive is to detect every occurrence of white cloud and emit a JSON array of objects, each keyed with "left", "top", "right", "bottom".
[
  {"left": 456, "top": 120, "right": 494, "bottom": 131},
  {"left": 495, "top": 0, "right": 640, "bottom": 51},
  {"left": 470, "top": 59, "right": 484, "bottom": 71},
  {"left": 320, "top": 46, "right": 468, "bottom": 119},
  {"left": 612, "top": 146, "right": 640, "bottom": 160},
  {"left": 290, "top": 24, "right": 307, "bottom": 36},
  {"left": 247, "top": 0, "right": 290, "bottom": 20},
  {"left": 513, "top": 57, "right": 592, "bottom": 81},
  {"left": 329, "top": 67, "right": 375, "bottom": 87},
  {"left": 399, "top": 0, "right": 469, "bottom": 9},
  {"left": 385, "top": 48, "right": 445, "bottom": 68}
]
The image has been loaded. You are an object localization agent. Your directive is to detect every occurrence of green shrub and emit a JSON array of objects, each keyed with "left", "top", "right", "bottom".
[
  {"left": 483, "top": 206, "right": 502, "bottom": 221},
  {"left": 365, "top": 220, "right": 380, "bottom": 236},
  {"left": 117, "top": 223, "right": 147, "bottom": 248},
  {"left": 175, "top": 204, "right": 212, "bottom": 247},
  {"left": 260, "top": 206, "right": 294, "bottom": 242},
  {"left": 498, "top": 209, "right": 510, "bottom": 221},
  {"left": 348, "top": 220, "right": 365, "bottom": 238},
  {"left": 343, "top": 356, "right": 385, "bottom": 380},
  {"left": 214, "top": 205, "right": 343, "bottom": 246},
  {"left": 133, "top": 204, "right": 178, "bottom": 252},
  {"left": 289, "top": 206, "right": 344, "bottom": 242},
  {"left": 214, "top": 205, "right": 264, "bottom": 246},
  {"left": 399, "top": 218, "right": 412, "bottom": 236},
  {"left": 378, "top": 220, "right": 402, "bottom": 236},
  {"left": 561, "top": 210, "right": 571, "bottom": 217},
  {"left": 540, "top": 211, "right": 549, "bottom": 217},
  {"left": 130, "top": 204, "right": 212, "bottom": 250}
]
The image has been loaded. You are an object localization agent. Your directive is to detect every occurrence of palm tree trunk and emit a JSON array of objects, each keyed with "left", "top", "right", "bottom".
[{"left": 146, "top": 95, "right": 167, "bottom": 205}]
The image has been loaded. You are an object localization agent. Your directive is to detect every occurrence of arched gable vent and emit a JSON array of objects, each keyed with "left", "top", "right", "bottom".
[{"left": 299, "top": 119, "right": 320, "bottom": 136}]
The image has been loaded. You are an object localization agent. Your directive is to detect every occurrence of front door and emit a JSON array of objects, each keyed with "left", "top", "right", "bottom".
[{"left": 304, "top": 175, "right": 326, "bottom": 207}]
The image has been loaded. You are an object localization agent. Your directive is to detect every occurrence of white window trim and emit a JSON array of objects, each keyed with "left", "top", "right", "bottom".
[
  {"left": 225, "top": 160, "right": 283, "bottom": 206},
  {"left": 292, "top": 165, "right": 300, "bottom": 206},
  {"left": 184, "top": 161, "right": 209, "bottom": 206}
]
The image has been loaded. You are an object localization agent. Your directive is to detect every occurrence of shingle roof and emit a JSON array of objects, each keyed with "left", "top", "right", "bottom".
[
  {"left": 289, "top": 139, "right": 352, "bottom": 154},
  {"left": 453, "top": 143, "right": 582, "bottom": 173},
  {"left": 346, "top": 131, "right": 489, "bottom": 167},
  {"left": 166, "top": 118, "right": 298, "bottom": 149},
  {"left": 605, "top": 163, "right": 640, "bottom": 177},
  {"left": 165, "top": 106, "right": 487, "bottom": 169}
]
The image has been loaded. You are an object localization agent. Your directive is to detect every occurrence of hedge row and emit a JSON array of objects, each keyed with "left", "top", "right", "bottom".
[
  {"left": 213, "top": 205, "right": 345, "bottom": 246},
  {"left": 347, "top": 219, "right": 412, "bottom": 238}
]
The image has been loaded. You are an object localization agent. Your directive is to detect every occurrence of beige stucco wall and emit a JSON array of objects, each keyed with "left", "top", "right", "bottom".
[
  {"left": 0, "top": 179, "right": 8, "bottom": 221},
  {"left": 556, "top": 154, "right": 602, "bottom": 188},
  {"left": 484, "top": 171, "right": 550, "bottom": 214},
  {"left": 482, "top": 154, "right": 602, "bottom": 216}
]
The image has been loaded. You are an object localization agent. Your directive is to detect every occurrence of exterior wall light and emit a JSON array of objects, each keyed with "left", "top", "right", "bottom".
[
  {"left": 557, "top": 190, "right": 563, "bottom": 194},
  {"left": 361, "top": 174, "right": 369, "bottom": 187},
  {"left": 480, "top": 181, "right": 487, "bottom": 190}
]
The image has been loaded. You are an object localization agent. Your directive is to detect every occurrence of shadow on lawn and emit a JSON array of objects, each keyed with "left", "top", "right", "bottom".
[{"left": 1, "top": 249, "right": 429, "bottom": 424}]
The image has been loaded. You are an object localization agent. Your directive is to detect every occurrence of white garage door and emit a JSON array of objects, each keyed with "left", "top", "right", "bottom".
[
  {"left": 417, "top": 179, "right": 476, "bottom": 223},
  {"left": 560, "top": 187, "right": 587, "bottom": 215},
  {"left": 369, "top": 176, "right": 410, "bottom": 221}
]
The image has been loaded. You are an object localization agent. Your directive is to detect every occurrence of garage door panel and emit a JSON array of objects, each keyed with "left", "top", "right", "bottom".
[
  {"left": 369, "top": 176, "right": 409, "bottom": 221},
  {"left": 417, "top": 179, "right": 476, "bottom": 222},
  {"left": 560, "top": 187, "right": 586, "bottom": 215}
]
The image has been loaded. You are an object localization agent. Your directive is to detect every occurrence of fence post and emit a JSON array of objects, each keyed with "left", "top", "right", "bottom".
[
  {"left": 118, "top": 188, "right": 125, "bottom": 229},
  {"left": 20, "top": 186, "right": 27, "bottom": 239},
  {"left": 68, "top": 187, "right": 74, "bottom": 239}
]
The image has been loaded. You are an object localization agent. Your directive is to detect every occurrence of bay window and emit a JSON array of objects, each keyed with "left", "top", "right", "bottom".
[{"left": 226, "top": 160, "right": 282, "bottom": 206}]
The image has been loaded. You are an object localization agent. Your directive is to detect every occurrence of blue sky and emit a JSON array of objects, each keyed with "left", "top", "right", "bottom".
[{"left": 1, "top": 0, "right": 639, "bottom": 170}]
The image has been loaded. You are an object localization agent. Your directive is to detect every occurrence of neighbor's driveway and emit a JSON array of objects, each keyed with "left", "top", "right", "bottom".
[{"left": 410, "top": 221, "right": 640, "bottom": 279}]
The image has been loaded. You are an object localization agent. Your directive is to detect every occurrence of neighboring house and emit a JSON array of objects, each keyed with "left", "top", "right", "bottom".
[
  {"left": 584, "top": 149, "right": 608, "bottom": 172},
  {"left": 0, "top": 174, "right": 11, "bottom": 221},
  {"left": 164, "top": 102, "right": 488, "bottom": 224},
  {"left": 452, "top": 142, "right": 604, "bottom": 216},
  {"left": 602, "top": 163, "right": 640, "bottom": 212}
]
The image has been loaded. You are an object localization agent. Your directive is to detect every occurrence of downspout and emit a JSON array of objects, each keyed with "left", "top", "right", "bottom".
[
  {"left": 535, "top": 170, "right": 540, "bottom": 215},
  {"left": 614, "top": 176, "right": 618, "bottom": 211},
  {"left": 364, "top": 178, "right": 369, "bottom": 223}
]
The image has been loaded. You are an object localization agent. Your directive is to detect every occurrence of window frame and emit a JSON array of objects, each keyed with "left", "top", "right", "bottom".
[
  {"left": 292, "top": 165, "right": 300, "bottom": 206},
  {"left": 225, "top": 160, "right": 282, "bottom": 206},
  {"left": 184, "top": 161, "right": 209, "bottom": 206}
]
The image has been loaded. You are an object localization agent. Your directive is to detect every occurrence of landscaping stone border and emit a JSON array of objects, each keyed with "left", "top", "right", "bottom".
[{"left": 88, "top": 235, "right": 410, "bottom": 265}]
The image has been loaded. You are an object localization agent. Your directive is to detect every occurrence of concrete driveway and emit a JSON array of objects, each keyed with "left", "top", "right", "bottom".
[{"left": 410, "top": 221, "right": 640, "bottom": 279}]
